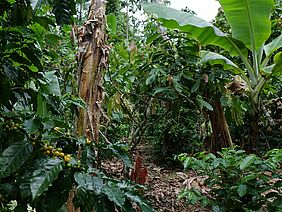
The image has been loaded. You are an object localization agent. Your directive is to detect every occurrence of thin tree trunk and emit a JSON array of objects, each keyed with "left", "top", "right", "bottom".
[
  {"left": 76, "top": 0, "right": 108, "bottom": 142},
  {"left": 67, "top": 1, "right": 108, "bottom": 211},
  {"left": 207, "top": 98, "right": 233, "bottom": 153},
  {"left": 246, "top": 95, "right": 260, "bottom": 152}
]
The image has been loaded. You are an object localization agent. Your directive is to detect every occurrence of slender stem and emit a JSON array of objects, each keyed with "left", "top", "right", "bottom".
[
  {"left": 253, "top": 50, "right": 259, "bottom": 77},
  {"left": 254, "top": 78, "right": 267, "bottom": 102},
  {"left": 227, "top": 38, "right": 257, "bottom": 85},
  {"left": 257, "top": 45, "right": 264, "bottom": 65}
]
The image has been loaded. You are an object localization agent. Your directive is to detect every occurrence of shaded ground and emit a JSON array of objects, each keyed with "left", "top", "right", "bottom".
[{"left": 102, "top": 143, "right": 210, "bottom": 212}]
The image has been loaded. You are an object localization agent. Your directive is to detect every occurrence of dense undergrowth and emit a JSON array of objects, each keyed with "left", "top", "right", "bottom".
[{"left": 0, "top": 0, "right": 281, "bottom": 211}]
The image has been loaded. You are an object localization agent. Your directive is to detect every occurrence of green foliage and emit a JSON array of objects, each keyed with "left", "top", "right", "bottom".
[
  {"left": 50, "top": 0, "right": 76, "bottom": 25},
  {"left": 105, "top": 20, "right": 208, "bottom": 160},
  {"left": 0, "top": 1, "right": 153, "bottom": 211},
  {"left": 144, "top": 0, "right": 282, "bottom": 152},
  {"left": 178, "top": 148, "right": 282, "bottom": 211},
  {"left": 30, "top": 158, "right": 63, "bottom": 199},
  {"left": 74, "top": 171, "right": 153, "bottom": 211},
  {"left": 0, "top": 142, "right": 33, "bottom": 178}
]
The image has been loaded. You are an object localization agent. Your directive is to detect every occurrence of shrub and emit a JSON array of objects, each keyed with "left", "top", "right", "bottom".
[{"left": 178, "top": 148, "right": 282, "bottom": 211}]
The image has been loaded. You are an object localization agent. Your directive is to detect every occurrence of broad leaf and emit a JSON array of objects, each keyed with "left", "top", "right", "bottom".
[
  {"left": 272, "top": 52, "right": 282, "bottom": 76},
  {"left": 196, "top": 96, "right": 213, "bottom": 111},
  {"left": 200, "top": 50, "right": 239, "bottom": 70},
  {"left": 219, "top": 0, "right": 273, "bottom": 51},
  {"left": 125, "top": 192, "right": 154, "bottom": 212},
  {"left": 143, "top": 3, "right": 247, "bottom": 57},
  {"left": 94, "top": 195, "right": 116, "bottom": 212},
  {"left": 103, "top": 186, "right": 125, "bottom": 208},
  {"left": 43, "top": 71, "right": 61, "bottom": 96},
  {"left": 30, "top": 158, "right": 63, "bottom": 199},
  {"left": 237, "top": 184, "right": 248, "bottom": 197},
  {"left": 0, "top": 142, "right": 33, "bottom": 178},
  {"left": 21, "top": 47, "right": 43, "bottom": 72},
  {"left": 264, "top": 34, "right": 282, "bottom": 56},
  {"left": 74, "top": 172, "right": 103, "bottom": 194},
  {"left": 24, "top": 118, "right": 41, "bottom": 134},
  {"left": 240, "top": 155, "right": 256, "bottom": 170},
  {"left": 37, "top": 93, "right": 47, "bottom": 116}
]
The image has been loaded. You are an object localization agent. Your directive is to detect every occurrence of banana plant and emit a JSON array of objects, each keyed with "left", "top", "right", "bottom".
[{"left": 143, "top": 0, "right": 282, "bottom": 149}]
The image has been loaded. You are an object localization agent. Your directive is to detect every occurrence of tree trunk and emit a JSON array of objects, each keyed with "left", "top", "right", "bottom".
[
  {"left": 206, "top": 98, "right": 233, "bottom": 153},
  {"left": 67, "top": 1, "right": 108, "bottom": 211},
  {"left": 246, "top": 94, "right": 260, "bottom": 152},
  {"left": 76, "top": 0, "right": 108, "bottom": 143}
]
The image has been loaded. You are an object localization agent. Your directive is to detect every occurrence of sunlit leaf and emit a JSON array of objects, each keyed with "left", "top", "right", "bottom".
[
  {"left": 240, "top": 155, "right": 256, "bottom": 170},
  {"left": 30, "top": 158, "right": 63, "bottom": 199},
  {"left": 200, "top": 50, "right": 239, "bottom": 70},
  {"left": 107, "top": 15, "right": 117, "bottom": 34},
  {"left": 43, "top": 71, "right": 61, "bottom": 96},
  {"left": 264, "top": 34, "right": 282, "bottom": 56},
  {"left": 143, "top": 3, "right": 247, "bottom": 56},
  {"left": 219, "top": 0, "right": 273, "bottom": 51}
]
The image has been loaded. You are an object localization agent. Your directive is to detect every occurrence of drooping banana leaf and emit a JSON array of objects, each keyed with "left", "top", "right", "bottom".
[
  {"left": 143, "top": 3, "right": 248, "bottom": 57},
  {"left": 200, "top": 50, "right": 239, "bottom": 70},
  {"left": 219, "top": 0, "right": 274, "bottom": 52},
  {"left": 264, "top": 34, "right": 282, "bottom": 57},
  {"left": 199, "top": 50, "right": 251, "bottom": 85}
]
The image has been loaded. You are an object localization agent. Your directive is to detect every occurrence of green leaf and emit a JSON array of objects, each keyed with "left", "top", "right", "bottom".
[
  {"left": 74, "top": 172, "right": 103, "bottom": 194},
  {"left": 272, "top": 196, "right": 282, "bottom": 208},
  {"left": 24, "top": 118, "right": 41, "bottom": 134},
  {"left": 237, "top": 184, "right": 248, "bottom": 197},
  {"left": 218, "top": 0, "right": 273, "bottom": 51},
  {"left": 196, "top": 96, "right": 213, "bottom": 111},
  {"left": 0, "top": 142, "right": 33, "bottom": 178},
  {"left": 21, "top": 47, "right": 43, "bottom": 72},
  {"left": 94, "top": 195, "right": 116, "bottom": 212},
  {"left": 274, "top": 181, "right": 282, "bottom": 188},
  {"left": 143, "top": 3, "right": 247, "bottom": 57},
  {"left": 107, "top": 15, "right": 117, "bottom": 34},
  {"left": 242, "top": 173, "right": 257, "bottom": 183},
  {"left": 43, "top": 71, "right": 61, "bottom": 96},
  {"left": 260, "top": 64, "right": 275, "bottom": 76},
  {"left": 272, "top": 52, "right": 282, "bottom": 76},
  {"left": 146, "top": 73, "right": 156, "bottom": 85},
  {"left": 45, "top": 34, "right": 62, "bottom": 46},
  {"left": 125, "top": 192, "right": 154, "bottom": 212},
  {"left": 264, "top": 34, "right": 282, "bottom": 56},
  {"left": 191, "top": 79, "right": 200, "bottom": 93},
  {"left": 103, "top": 186, "right": 125, "bottom": 208},
  {"left": 10, "top": 52, "right": 31, "bottom": 66},
  {"left": 183, "top": 157, "right": 193, "bottom": 169},
  {"left": 240, "top": 155, "right": 256, "bottom": 170},
  {"left": 30, "top": 158, "right": 63, "bottom": 199},
  {"left": 37, "top": 93, "right": 47, "bottom": 116},
  {"left": 200, "top": 50, "right": 239, "bottom": 70}
]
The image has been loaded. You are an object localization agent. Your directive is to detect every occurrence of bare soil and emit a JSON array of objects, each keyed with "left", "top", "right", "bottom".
[{"left": 102, "top": 143, "right": 210, "bottom": 212}]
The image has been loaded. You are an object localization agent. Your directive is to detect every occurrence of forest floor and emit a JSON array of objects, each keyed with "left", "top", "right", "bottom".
[{"left": 102, "top": 143, "right": 211, "bottom": 212}]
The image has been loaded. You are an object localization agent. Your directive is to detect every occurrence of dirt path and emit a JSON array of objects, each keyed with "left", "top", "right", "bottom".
[
  {"left": 102, "top": 143, "right": 210, "bottom": 211},
  {"left": 134, "top": 144, "right": 209, "bottom": 212}
]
